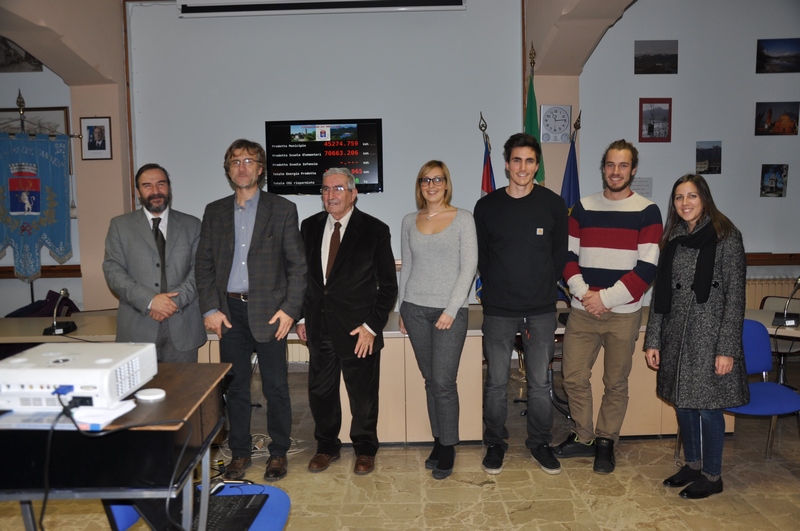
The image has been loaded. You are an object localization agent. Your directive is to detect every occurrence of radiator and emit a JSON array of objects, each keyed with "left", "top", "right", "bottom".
[
  {"left": 287, "top": 340, "right": 310, "bottom": 363},
  {"left": 746, "top": 278, "right": 796, "bottom": 309}
]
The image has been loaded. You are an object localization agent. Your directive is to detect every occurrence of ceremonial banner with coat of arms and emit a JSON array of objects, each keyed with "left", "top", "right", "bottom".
[{"left": 0, "top": 133, "right": 72, "bottom": 281}]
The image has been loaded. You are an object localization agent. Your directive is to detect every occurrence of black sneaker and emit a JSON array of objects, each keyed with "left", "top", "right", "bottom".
[
  {"left": 530, "top": 444, "right": 562, "bottom": 475},
  {"left": 593, "top": 437, "right": 615, "bottom": 474},
  {"left": 482, "top": 444, "right": 505, "bottom": 475},
  {"left": 553, "top": 433, "right": 596, "bottom": 457}
]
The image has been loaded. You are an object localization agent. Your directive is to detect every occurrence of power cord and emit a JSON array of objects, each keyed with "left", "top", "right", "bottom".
[{"left": 37, "top": 390, "right": 194, "bottom": 531}]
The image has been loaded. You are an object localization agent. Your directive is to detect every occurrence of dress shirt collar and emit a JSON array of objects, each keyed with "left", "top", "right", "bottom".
[
  {"left": 144, "top": 206, "right": 170, "bottom": 235},
  {"left": 327, "top": 206, "right": 354, "bottom": 234}
]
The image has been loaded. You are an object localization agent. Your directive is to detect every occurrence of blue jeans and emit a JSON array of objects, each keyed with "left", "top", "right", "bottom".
[
  {"left": 220, "top": 298, "right": 292, "bottom": 458},
  {"left": 400, "top": 302, "right": 468, "bottom": 446},
  {"left": 676, "top": 407, "right": 724, "bottom": 476},
  {"left": 482, "top": 313, "right": 556, "bottom": 450}
]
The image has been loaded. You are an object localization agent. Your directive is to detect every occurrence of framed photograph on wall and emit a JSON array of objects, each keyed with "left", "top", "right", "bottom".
[
  {"left": 639, "top": 98, "right": 672, "bottom": 143},
  {"left": 0, "top": 106, "right": 69, "bottom": 135},
  {"left": 80, "top": 117, "right": 112, "bottom": 160}
]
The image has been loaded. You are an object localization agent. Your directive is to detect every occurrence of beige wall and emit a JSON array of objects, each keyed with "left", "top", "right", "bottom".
[{"left": 0, "top": 0, "right": 131, "bottom": 310}]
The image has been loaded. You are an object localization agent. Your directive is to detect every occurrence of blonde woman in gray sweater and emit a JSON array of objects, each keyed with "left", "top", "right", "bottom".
[{"left": 398, "top": 160, "right": 478, "bottom": 480}]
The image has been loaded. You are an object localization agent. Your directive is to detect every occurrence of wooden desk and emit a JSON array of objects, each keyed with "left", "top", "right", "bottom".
[
  {"left": 0, "top": 362, "right": 230, "bottom": 531},
  {"left": 0, "top": 311, "right": 117, "bottom": 343}
]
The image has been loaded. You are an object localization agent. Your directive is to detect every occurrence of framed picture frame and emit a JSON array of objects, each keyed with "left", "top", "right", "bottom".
[
  {"left": 639, "top": 98, "right": 672, "bottom": 143},
  {"left": 80, "top": 117, "right": 112, "bottom": 160},
  {"left": 0, "top": 106, "right": 69, "bottom": 136}
]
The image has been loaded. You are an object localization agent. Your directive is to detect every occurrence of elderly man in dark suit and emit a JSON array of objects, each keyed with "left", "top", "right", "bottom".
[
  {"left": 195, "top": 139, "right": 307, "bottom": 482},
  {"left": 103, "top": 163, "right": 206, "bottom": 362},
  {"left": 296, "top": 168, "right": 397, "bottom": 476}
]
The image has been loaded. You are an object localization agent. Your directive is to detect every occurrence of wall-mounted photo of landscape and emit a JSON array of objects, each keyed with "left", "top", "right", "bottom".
[
  {"left": 634, "top": 40, "right": 678, "bottom": 74},
  {"left": 756, "top": 38, "right": 800, "bottom": 74}
]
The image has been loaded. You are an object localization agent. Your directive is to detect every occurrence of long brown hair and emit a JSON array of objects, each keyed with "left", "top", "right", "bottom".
[{"left": 661, "top": 173, "right": 735, "bottom": 248}]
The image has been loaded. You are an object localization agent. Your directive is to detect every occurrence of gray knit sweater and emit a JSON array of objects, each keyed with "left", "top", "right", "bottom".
[{"left": 398, "top": 208, "right": 478, "bottom": 318}]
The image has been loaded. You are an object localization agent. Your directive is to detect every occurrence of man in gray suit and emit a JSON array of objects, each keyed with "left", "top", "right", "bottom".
[
  {"left": 196, "top": 139, "right": 307, "bottom": 482},
  {"left": 103, "top": 163, "right": 206, "bottom": 362}
]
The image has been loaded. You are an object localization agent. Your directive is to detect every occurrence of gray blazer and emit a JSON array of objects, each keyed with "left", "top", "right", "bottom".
[
  {"left": 103, "top": 208, "right": 206, "bottom": 351},
  {"left": 195, "top": 190, "right": 307, "bottom": 343}
]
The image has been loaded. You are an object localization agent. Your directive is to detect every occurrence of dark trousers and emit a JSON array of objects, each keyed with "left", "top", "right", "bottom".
[
  {"left": 308, "top": 327, "right": 380, "bottom": 457},
  {"left": 220, "top": 298, "right": 291, "bottom": 458},
  {"left": 482, "top": 313, "right": 556, "bottom": 450}
]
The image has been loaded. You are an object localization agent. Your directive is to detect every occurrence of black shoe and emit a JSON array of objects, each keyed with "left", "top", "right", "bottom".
[
  {"left": 593, "top": 437, "right": 615, "bottom": 474},
  {"left": 663, "top": 465, "right": 701, "bottom": 487},
  {"left": 530, "top": 444, "right": 562, "bottom": 475},
  {"left": 679, "top": 475, "right": 723, "bottom": 499},
  {"left": 553, "top": 433, "right": 596, "bottom": 457},
  {"left": 425, "top": 437, "right": 441, "bottom": 470},
  {"left": 432, "top": 445, "right": 455, "bottom": 480},
  {"left": 482, "top": 444, "right": 505, "bottom": 475}
]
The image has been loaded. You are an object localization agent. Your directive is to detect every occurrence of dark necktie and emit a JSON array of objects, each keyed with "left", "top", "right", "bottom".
[
  {"left": 153, "top": 217, "right": 167, "bottom": 293},
  {"left": 326, "top": 221, "right": 341, "bottom": 280}
]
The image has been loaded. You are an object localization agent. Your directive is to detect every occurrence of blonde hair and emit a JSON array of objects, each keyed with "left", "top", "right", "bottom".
[{"left": 414, "top": 160, "right": 453, "bottom": 210}]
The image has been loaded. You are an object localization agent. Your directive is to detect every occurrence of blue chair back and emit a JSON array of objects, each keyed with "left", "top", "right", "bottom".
[{"left": 742, "top": 319, "right": 773, "bottom": 375}]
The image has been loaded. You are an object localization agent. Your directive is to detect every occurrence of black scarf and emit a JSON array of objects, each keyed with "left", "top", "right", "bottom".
[{"left": 653, "top": 220, "right": 717, "bottom": 314}]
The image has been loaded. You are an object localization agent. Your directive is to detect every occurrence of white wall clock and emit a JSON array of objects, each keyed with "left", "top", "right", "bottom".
[{"left": 541, "top": 105, "right": 572, "bottom": 143}]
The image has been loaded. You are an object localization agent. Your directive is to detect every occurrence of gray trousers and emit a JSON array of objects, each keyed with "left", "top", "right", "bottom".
[
  {"left": 400, "top": 302, "right": 468, "bottom": 446},
  {"left": 155, "top": 317, "right": 199, "bottom": 363}
]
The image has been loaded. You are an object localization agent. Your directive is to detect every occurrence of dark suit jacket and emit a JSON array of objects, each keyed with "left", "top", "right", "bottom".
[
  {"left": 195, "top": 190, "right": 307, "bottom": 343},
  {"left": 103, "top": 208, "right": 206, "bottom": 351},
  {"left": 301, "top": 207, "right": 397, "bottom": 359}
]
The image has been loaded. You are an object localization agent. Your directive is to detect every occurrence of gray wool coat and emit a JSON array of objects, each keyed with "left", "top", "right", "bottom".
[{"left": 644, "top": 216, "right": 749, "bottom": 410}]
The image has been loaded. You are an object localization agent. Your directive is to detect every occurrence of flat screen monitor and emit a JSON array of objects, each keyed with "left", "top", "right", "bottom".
[{"left": 265, "top": 118, "right": 383, "bottom": 195}]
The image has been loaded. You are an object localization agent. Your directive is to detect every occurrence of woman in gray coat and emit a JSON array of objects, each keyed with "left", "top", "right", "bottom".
[{"left": 645, "top": 174, "right": 748, "bottom": 500}]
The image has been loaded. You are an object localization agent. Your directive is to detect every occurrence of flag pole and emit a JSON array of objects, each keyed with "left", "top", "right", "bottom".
[{"left": 524, "top": 43, "right": 544, "bottom": 183}]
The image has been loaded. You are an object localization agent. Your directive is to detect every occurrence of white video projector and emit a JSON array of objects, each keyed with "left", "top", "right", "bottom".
[{"left": 0, "top": 343, "right": 158, "bottom": 412}]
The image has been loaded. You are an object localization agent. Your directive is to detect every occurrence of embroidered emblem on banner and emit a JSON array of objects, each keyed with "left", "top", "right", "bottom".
[{"left": 9, "top": 168, "right": 41, "bottom": 216}]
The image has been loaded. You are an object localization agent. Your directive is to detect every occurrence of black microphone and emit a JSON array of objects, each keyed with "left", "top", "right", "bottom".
[
  {"left": 43, "top": 288, "right": 78, "bottom": 335},
  {"left": 772, "top": 276, "right": 800, "bottom": 328}
]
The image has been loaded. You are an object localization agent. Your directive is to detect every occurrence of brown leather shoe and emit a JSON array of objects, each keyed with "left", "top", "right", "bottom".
[
  {"left": 223, "top": 456, "right": 251, "bottom": 480},
  {"left": 308, "top": 453, "right": 340, "bottom": 473},
  {"left": 264, "top": 455, "right": 287, "bottom": 481},
  {"left": 354, "top": 455, "right": 375, "bottom": 475}
]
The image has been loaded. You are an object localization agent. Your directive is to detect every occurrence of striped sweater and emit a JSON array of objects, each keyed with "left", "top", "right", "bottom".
[{"left": 564, "top": 191, "right": 663, "bottom": 313}]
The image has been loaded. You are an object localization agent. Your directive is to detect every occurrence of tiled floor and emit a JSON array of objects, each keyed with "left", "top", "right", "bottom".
[{"left": 3, "top": 362, "right": 800, "bottom": 530}]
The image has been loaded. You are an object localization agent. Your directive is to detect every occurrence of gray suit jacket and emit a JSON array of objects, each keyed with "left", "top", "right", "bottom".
[
  {"left": 195, "top": 190, "right": 307, "bottom": 343},
  {"left": 103, "top": 208, "right": 206, "bottom": 351}
]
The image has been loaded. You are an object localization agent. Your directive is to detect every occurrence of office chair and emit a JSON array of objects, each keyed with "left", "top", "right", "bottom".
[
  {"left": 760, "top": 296, "right": 800, "bottom": 386},
  {"left": 674, "top": 319, "right": 800, "bottom": 460}
]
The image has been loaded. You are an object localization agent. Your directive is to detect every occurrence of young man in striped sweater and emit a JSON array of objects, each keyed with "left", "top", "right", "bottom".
[{"left": 555, "top": 139, "right": 663, "bottom": 474}]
